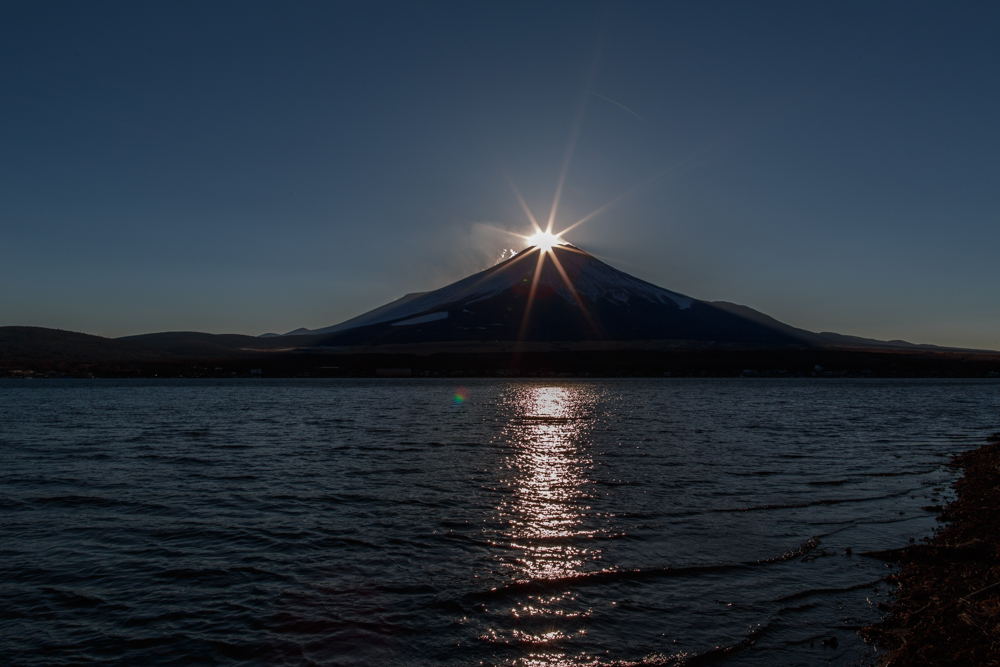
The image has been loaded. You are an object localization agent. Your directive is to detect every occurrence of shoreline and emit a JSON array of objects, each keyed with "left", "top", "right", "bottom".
[{"left": 861, "top": 433, "right": 1000, "bottom": 665}]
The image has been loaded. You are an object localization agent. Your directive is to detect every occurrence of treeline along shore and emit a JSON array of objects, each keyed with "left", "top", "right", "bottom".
[
  {"left": 862, "top": 434, "right": 1000, "bottom": 665},
  {"left": 2, "top": 326, "right": 1000, "bottom": 379}
]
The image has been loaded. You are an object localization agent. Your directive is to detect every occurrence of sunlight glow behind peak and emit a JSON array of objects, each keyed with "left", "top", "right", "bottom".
[{"left": 527, "top": 231, "right": 562, "bottom": 252}]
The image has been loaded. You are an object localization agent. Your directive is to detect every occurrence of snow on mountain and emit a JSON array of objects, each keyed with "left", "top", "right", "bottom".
[
  {"left": 391, "top": 312, "right": 448, "bottom": 326},
  {"left": 561, "top": 248, "right": 693, "bottom": 309}
]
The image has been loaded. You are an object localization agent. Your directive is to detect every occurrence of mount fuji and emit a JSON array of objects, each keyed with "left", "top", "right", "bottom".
[
  {"left": 275, "top": 244, "right": 890, "bottom": 349},
  {"left": 2, "top": 244, "right": 986, "bottom": 376}
]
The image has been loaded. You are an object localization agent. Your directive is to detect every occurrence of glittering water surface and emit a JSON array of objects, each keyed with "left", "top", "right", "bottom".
[{"left": 1, "top": 379, "right": 997, "bottom": 666}]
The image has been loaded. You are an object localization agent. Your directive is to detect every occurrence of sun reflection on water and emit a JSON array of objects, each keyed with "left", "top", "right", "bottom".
[
  {"left": 507, "top": 387, "right": 590, "bottom": 580},
  {"left": 488, "top": 385, "right": 601, "bottom": 665}
]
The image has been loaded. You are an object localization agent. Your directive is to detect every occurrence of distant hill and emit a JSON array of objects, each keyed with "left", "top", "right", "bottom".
[
  {"left": 0, "top": 327, "right": 327, "bottom": 370},
  {"left": 0, "top": 327, "right": 159, "bottom": 367}
]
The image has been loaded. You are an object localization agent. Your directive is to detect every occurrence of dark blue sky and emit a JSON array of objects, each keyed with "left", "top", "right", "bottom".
[{"left": 2, "top": 2, "right": 998, "bottom": 347}]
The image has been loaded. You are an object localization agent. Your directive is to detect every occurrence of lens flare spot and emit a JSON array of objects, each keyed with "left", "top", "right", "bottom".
[{"left": 452, "top": 386, "right": 468, "bottom": 406}]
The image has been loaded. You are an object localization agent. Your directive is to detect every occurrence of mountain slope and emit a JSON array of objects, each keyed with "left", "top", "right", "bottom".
[
  {"left": 709, "top": 302, "right": 970, "bottom": 351},
  {"left": 282, "top": 292, "right": 431, "bottom": 336}
]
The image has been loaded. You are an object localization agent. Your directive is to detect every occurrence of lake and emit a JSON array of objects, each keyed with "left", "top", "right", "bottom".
[{"left": 1, "top": 379, "right": 997, "bottom": 666}]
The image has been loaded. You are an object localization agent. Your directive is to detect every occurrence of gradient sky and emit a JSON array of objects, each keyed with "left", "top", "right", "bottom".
[{"left": 2, "top": 2, "right": 998, "bottom": 348}]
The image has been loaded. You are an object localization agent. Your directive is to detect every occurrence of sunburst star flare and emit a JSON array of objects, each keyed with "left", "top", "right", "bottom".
[{"left": 526, "top": 231, "right": 563, "bottom": 252}]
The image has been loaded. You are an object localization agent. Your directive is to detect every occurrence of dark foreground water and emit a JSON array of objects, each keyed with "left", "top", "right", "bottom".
[{"left": 1, "top": 379, "right": 998, "bottom": 666}]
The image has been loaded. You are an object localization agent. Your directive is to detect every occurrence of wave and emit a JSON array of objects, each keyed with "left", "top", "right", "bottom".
[
  {"left": 717, "top": 488, "right": 913, "bottom": 512},
  {"left": 469, "top": 537, "right": 824, "bottom": 601}
]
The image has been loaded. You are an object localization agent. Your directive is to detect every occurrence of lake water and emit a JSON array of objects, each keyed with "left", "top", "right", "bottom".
[{"left": 1, "top": 379, "right": 998, "bottom": 666}]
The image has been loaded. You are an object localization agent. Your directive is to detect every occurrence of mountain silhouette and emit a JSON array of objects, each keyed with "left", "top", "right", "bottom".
[{"left": 285, "top": 244, "right": 814, "bottom": 347}]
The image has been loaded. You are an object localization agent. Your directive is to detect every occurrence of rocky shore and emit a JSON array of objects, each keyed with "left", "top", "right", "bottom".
[{"left": 861, "top": 433, "right": 1000, "bottom": 665}]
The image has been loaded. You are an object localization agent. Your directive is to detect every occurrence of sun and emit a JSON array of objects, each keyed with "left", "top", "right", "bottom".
[{"left": 527, "top": 230, "right": 562, "bottom": 252}]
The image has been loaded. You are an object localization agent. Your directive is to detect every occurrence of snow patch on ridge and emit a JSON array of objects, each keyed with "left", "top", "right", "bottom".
[
  {"left": 317, "top": 264, "right": 515, "bottom": 330},
  {"left": 391, "top": 312, "right": 448, "bottom": 326}
]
